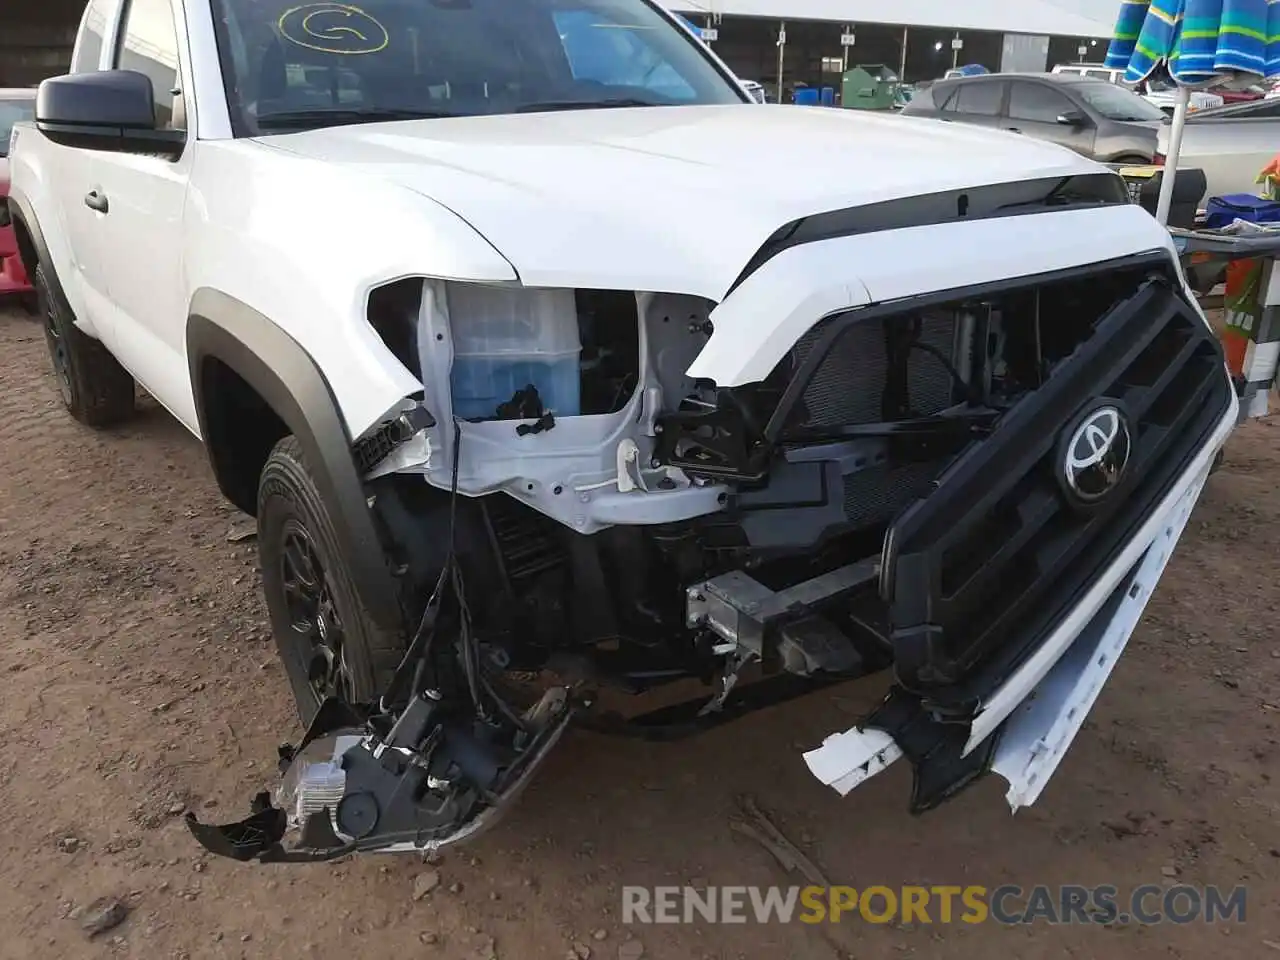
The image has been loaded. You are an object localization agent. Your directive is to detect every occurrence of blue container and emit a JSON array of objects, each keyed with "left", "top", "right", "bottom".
[
  {"left": 446, "top": 285, "right": 582, "bottom": 421},
  {"left": 1204, "top": 193, "right": 1280, "bottom": 229},
  {"left": 794, "top": 87, "right": 820, "bottom": 106},
  {"left": 451, "top": 354, "right": 581, "bottom": 420},
  {"left": 820, "top": 86, "right": 835, "bottom": 106}
]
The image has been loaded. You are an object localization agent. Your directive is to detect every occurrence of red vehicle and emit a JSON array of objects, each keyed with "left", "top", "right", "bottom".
[
  {"left": 0, "top": 89, "right": 36, "bottom": 303},
  {"left": 1219, "top": 84, "right": 1266, "bottom": 104}
]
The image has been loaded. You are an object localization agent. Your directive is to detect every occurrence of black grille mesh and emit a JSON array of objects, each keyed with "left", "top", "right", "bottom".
[
  {"left": 793, "top": 313, "right": 955, "bottom": 426},
  {"left": 842, "top": 460, "right": 946, "bottom": 529}
]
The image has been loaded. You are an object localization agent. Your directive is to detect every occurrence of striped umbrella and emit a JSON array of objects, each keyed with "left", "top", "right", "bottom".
[{"left": 1104, "top": 0, "right": 1280, "bottom": 222}]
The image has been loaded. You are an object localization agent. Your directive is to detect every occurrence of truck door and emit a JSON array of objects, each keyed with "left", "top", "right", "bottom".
[
  {"left": 87, "top": 0, "right": 199, "bottom": 431},
  {"left": 44, "top": 0, "right": 121, "bottom": 340}
]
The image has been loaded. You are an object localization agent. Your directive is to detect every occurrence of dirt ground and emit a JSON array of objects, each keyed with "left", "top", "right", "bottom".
[{"left": 1, "top": 304, "right": 1279, "bottom": 960}]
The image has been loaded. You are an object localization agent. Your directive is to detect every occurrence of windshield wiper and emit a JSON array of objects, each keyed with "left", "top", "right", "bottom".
[
  {"left": 514, "top": 97, "right": 665, "bottom": 113},
  {"left": 256, "top": 107, "right": 460, "bottom": 130}
]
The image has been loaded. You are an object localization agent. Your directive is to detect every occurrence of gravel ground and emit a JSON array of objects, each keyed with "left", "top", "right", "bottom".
[{"left": 0, "top": 303, "right": 1277, "bottom": 960}]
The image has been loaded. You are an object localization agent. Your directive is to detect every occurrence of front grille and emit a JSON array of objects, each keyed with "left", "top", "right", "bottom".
[
  {"left": 881, "top": 274, "right": 1231, "bottom": 692},
  {"left": 793, "top": 310, "right": 961, "bottom": 531}
]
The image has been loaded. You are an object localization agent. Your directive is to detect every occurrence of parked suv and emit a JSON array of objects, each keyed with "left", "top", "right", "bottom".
[
  {"left": 902, "top": 72, "right": 1165, "bottom": 163},
  {"left": 6, "top": 0, "right": 1236, "bottom": 863},
  {"left": 739, "top": 78, "right": 767, "bottom": 103}
]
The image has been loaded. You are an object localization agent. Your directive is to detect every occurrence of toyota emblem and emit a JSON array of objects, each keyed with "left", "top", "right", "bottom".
[{"left": 1059, "top": 404, "right": 1131, "bottom": 505}]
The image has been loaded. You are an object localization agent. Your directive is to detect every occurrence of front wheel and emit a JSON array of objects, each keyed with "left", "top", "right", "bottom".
[{"left": 257, "top": 435, "right": 404, "bottom": 725}]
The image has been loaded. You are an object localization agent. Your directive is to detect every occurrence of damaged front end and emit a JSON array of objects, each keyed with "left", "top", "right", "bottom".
[
  {"left": 669, "top": 252, "right": 1235, "bottom": 812},
  {"left": 190, "top": 181, "right": 1237, "bottom": 862}
]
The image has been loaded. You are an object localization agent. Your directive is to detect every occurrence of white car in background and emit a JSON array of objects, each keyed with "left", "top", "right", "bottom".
[
  {"left": 1051, "top": 63, "right": 1224, "bottom": 113},
  {"left": 739, "top": 78, "right": 767, "bottom": 103},
  {"left": 1156, "top": 96, "right": 1280, "bottom": 200}
]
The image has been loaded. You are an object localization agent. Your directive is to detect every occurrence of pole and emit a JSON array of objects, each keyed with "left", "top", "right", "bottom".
[
  {"left": 842, "top": 24, "right": 850, "bottom": 72},
  {"left": 1155, "top": 86, "right": 1191, "bottom": 225},
  {"left": 899, "top": 26, "right": 908, "bottom": 80},
  {"left": 776, "top": 20, "right": 786, "bottom": 103},
  {"left": 952, "top": 31, "right": 960, "bottom": 70}
]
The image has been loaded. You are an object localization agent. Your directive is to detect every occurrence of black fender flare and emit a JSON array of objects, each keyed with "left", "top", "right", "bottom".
[
  {"left": 186, "top": 289, "right": 404, "bottom": 634},
  {"left": 6, "top": 186, "right": 65, "bottom": 304}
]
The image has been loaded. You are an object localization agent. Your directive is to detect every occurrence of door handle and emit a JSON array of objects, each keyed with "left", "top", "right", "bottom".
[
  {"left": 1007, "top": 127, "right": 1022, "bottom": 133},
  {"left": 84, "top": 190, "right": 109, "bottom": 214}
]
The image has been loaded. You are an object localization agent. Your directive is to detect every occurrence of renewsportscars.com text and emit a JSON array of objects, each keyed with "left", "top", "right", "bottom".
[{"left": 622, "top": 884, "right": 1247, "bottom": 926}]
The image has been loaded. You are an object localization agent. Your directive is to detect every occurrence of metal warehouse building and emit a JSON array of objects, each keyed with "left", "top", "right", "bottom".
[
  {"left": 0, "top": 0, "right": 1120, "bottom": 89},
  {"left": 669, "top": 0, "right": 1121, "bottom": 95}
]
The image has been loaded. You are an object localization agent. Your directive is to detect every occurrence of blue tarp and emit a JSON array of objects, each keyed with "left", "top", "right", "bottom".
[{"left": 674, "top": 14, "right": 709, "bottom": 41}]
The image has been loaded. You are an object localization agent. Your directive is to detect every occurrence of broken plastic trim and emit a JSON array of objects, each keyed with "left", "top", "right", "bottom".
[
  {"left": 186, "top": 698, "right": 366, "bottom": 863},
  {"left": 186, "top": 694, "right": 574, "bottom": 862},
  {"left": 189, "top": 423, "right": 580, "bottom": 864},
  {"left": 801, "top": 440, "right": 1223, "bottom": 813},
  {"left": 352, "top": 402, "right": 436, "bottom": 476}
]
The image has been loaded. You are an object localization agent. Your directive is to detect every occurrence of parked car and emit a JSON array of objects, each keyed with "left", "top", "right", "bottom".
[
  {"left": 901, "top": 72, "right": 1165, "bottom": 163},
  {"left": 9, "top": 0, "right": 1236, "bottom": 864},
  {"left": 1156, "top": 95, "right": 1280, "bottom": 201},
  {"left": 0, "top": 89, "right": 36, "bottom": 303},
  {"left": 942, "top": 64, "right": 989, "bottom": 80},
  {"left": 739, "top": 78, "right": 767, "bottom": 103},
  {"left": 1218, "top": 84, "right": 1265, "bottom": 104},
  {"left": 1050, "top": 63, "right": 1224, "bottom": 113},
  {"left": 1142, "top": 73, "right": 1228, "bottom": 113}
]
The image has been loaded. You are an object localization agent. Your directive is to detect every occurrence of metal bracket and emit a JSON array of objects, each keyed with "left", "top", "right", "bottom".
[{"left": 685, "top": 557, "right": 880, "bottom": 658}]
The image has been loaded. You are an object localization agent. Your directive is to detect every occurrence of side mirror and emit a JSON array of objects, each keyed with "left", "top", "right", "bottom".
[
  {"left": 36, "top": 70, "right": 185, "bottom": 160},
  {"left": 1056, "top": 109, "right": 1087, "bottom": 127}
]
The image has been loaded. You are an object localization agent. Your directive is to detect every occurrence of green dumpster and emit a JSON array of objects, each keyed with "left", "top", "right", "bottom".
[{"left": 841, "top": 64, "right": 900, "bottom": 110}]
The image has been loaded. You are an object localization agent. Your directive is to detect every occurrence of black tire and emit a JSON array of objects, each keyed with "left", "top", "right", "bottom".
[
  {"left": 257, "top": 435, "right": 404, "bottom": 725},
  {"left": 35, "top": 263, "right": 135, "bottom": 427},
  {"left": 1111, "top": 154, "right": 1154, "bottom": 165}
]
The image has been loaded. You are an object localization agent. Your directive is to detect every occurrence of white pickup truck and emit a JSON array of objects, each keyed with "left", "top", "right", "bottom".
[{"left": 6, "top": 0, "right": 1237, "bottom": 863}]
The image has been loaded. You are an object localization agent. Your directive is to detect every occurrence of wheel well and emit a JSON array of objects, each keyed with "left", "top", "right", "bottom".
[
  {"left": 199, "top": 356, "right": 290, "bottom": 515},
  {"left": 11, "top": 216, "right": 38, "bottom": 277}
]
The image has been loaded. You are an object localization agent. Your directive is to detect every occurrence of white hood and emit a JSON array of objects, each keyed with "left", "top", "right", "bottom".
[{"left": 257, "top": 104, "right": 1104, "bottom": 300}]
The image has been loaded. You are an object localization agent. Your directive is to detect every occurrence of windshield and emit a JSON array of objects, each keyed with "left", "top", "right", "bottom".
[
  {"left": 210, "top": 0, "right": 745, "bottom": 135},
  {"left": 0, "top": 97, "right": 35, "bottom": 157},
  {"left": 1075, "top": 81, "right": 1166, "bottom": 121}
]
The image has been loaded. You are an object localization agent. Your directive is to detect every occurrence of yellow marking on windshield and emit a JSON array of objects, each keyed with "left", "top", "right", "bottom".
[{"left": 278, "top": 2, "right": 390, "bottom": 54}]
